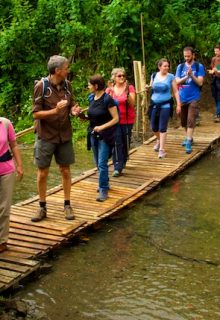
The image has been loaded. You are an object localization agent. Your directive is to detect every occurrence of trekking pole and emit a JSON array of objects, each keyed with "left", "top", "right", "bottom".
[
  {"left": 125, "top": 87, "right": 130, "bottom": 161},
  {"left": 114, "top": 140, "right": 119, "bottom": 165}
]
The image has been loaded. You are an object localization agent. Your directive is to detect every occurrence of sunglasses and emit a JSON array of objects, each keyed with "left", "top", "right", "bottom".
[{"left": 116, "top": 74, "right": 125, "bottom": 78}]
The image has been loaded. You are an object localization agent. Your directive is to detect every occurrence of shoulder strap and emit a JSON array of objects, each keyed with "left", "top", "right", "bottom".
[
  {"left": 41, "top": 77, "right": 50, "bottom": 98},
  {"left": 104, "top": 93, "right": 120, "bottom": 117},
  {"left": 0, "top": 117, "right": 10, "bottom": 140},
  {"left": 152, "top": 72, "right": 157, "bottom": 81},
  {"left": 63, "top": 79, "right": 69, "bottom": 92},
  {"left": 104, "top": 93, "right": 111, "bottom": 107},
  {"left": 180, "top": 62, "right": 200, "bottom": 74},
  {"left": 179, "top": 63, "right": 185, "bottom": 75},
  {"left": 88, "top": 93, "right": 95, "bottom": 103},
  {"left": 195, "top": 61, "right": 200, "bottom": 73},
  {"left": 0, "top": 117, "right": 10, "bottom": 131}
]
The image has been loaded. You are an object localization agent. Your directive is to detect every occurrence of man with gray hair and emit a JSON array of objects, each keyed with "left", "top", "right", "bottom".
[{"left": 32, "top": 55, "right": 81, "bottom": 222}]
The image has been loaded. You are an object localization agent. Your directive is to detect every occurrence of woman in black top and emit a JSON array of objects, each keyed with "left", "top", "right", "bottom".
[{"left": 87, "top": 74, "right": 119, "bottom": 201}]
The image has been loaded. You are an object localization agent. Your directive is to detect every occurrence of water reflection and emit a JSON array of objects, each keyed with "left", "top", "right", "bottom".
[{"left": 15, "top": 148, "right": 220, "bottom": 320}]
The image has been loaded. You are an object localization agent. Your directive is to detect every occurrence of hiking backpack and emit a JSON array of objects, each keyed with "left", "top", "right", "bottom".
[
  {"left": 178, "top": 61, "right": 204, "bottom": 90},
  {"left": 34, "top": 77, "right": 70, "bottom": 102}
]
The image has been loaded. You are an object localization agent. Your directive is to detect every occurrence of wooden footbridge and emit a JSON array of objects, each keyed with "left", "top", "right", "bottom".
[{"left": 0, "top": 111, "right": 220, "bottom": 294}]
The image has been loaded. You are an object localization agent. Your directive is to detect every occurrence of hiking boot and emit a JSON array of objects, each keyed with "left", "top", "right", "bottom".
[
  {"left": 0, "top": 243, "right": 7, "bottom": 253},
  {"left": 64, "top": 205, "right": 75, "bottom": 220},
  {"left": 158, "top": 150, "right": 166, "bottom": 159},
  {"left": 182, "top": 138, "right": 193, "bottom": 146},
  {"left": 112, "top": 170, "right": 121, "bottom": 177},
  {"left": 31, "top": 207, "right": 47, "bottom": 222},
  {"left": 153, "top": 141, "right": 160, "bottom": 152},
  {"left": 96, "top": 190, "right": 108, "bottom": 202},
  {"left": 185, "top": 139, "right": 192, "bottom": 154}
]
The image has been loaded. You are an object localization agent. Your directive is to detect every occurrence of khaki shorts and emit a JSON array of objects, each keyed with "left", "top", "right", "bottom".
[
  {"left": 180, "top": 101, "right": 199, "bottom": 129},
  {"left": 34, "top": 137, "right": 75, "bottom": 168}
]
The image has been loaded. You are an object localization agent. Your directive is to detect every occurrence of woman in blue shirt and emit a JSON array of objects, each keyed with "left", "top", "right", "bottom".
[{"left": 147, "top": 58, "right": 181, "bottom": 159}]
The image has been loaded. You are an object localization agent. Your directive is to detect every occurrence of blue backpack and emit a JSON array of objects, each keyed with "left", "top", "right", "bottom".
[{"left": 34, "top": 77, "right": 70, "bottom": 102}]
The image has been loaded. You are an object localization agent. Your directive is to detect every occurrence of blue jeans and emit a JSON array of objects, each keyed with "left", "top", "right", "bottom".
[
  {"left": 112, "top": 124, "right": 133, "bottom": 172},
  {"left": 216, "top": 100, "right": 220, "bottom": 116},
  {"left": 90, "top": 136, "right": 110, "bottom": 191}
]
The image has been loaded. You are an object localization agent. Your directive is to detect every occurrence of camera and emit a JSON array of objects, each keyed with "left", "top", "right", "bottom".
[{"left": 91, "top": 131, "right": 101, "bottom": 139}]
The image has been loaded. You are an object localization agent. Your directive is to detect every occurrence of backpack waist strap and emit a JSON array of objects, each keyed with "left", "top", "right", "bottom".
[{"left": 0, "top": 150, "right": 12, "bottom": 162}]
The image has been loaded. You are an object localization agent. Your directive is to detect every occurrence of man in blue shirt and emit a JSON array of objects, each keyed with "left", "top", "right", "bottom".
[{"left": 176, "top": 47, "right": 205, "bottom": 153}]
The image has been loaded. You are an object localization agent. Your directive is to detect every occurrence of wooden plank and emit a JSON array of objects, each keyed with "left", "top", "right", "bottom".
[
  {"left": 0, "top": 283, "right": 5, "bottom": 289},
  {"left": 6, "top": 245, "right": 40, "bottom": 256},
  {"left": 98, "top": 180, "right": 154, "bottom": 217},
  {"left": 9, "top": 227, "right": 64, "bottom": 242},
  {"left": 8, "top": 234, "right": 58, "bottom": 246},
  {"left": 0, "top": 275, "right": 14, "bottom": 284},
  {"left": 0, "top": 268, "right": 21, "bottom": 278},
  {"left": 0, "top": 261, "right": 30, "bottom": 273},
  {"left": 9, "top": 222, "right": 63, "bottom": 236},
  {"left": 7, "top": 239, "right": 50, "bottom": 251},
  {"left": 0, "top": 256, "right": 39, "bottom": 267},
  {"left": 10, "top": 211, "right": 86, "bottom": 235},
  {"left": 0, "top": 250, "right": 32, "bottom": 260}
]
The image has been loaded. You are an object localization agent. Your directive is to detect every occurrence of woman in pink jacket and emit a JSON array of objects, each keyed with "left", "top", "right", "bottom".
[{"left": 0, "top": 117, "right": 23, "bottom": 253}]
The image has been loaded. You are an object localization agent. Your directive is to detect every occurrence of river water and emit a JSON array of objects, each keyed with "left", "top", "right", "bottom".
[{"left": 13, "top": 142, "right": 220, "bottom": 320}]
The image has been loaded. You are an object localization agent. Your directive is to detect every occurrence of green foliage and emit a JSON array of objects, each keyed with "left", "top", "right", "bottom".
[{"left": 0, "top": 0, "right": 219, "bottom": 133}]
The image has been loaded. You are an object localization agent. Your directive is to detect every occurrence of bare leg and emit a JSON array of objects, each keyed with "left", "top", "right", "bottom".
[
  {"left": 154, "top": 132, "right": 160, "bottom": 140},
  {"left": 186, "top": 127, "right": 194, "bottom": 140},
  {"left": 37, "top": 167, "right": 49, "bottom": 202},
  {"left": 159, "top": 132, "right": 167, "bottom": 151},
  {"left": 59, "top": 165, "right": 71, "bottom": 201}
]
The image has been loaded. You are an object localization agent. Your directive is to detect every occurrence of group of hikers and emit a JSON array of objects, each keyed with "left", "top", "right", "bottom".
[{"left": 0, "top": 44, "right": 220, "bottom": 253}]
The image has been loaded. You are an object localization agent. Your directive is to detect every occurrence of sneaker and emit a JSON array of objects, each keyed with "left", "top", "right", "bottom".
[
  {"left": 96, "top": 190, "right": 108, "bottom": 202},
  {"left": 182, "top": 138, "right": 193, "bottom": 146},
  {"left": 214, "top": 115, "right": 220, "bottom": 123},
  {"left": 0, "top": 243, "right": 7, "bottom": 253},
  {"left": 158, "top": 150, "right": 166, "bottom": 159},
  {"left": 31, "top": 207, "right": 47, "bottom": 222},
  {"left": 185, "top": 139, "right": 192, "bottom": 154},
  {"left": 112, "top": 170, "right": 121, "bottom": 177},
  {"left": 153, "top": 141, "right": 160, "bottom": 152},
  {"left": 64, "top": 205, "right": 75, "bottom": 220},
  {"left": 181, "top": 138, "right": 187, "bottom": 146}
]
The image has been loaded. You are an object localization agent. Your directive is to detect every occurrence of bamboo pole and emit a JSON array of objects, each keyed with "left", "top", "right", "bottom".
[
  {"left": 141, "top": 13, "right": 145, "bottom": 69},
  {"left": 133, "top": 60, "right": 143, "bottom": 139},
  {"left": 15, "top": 107, "right": 90, "bottom": 139},
  {"left": 140, "top": 13, "right": 147, "bottom": 142},
  {"left": 16, "top": 126, "right": 34, "bottom": 139}
]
